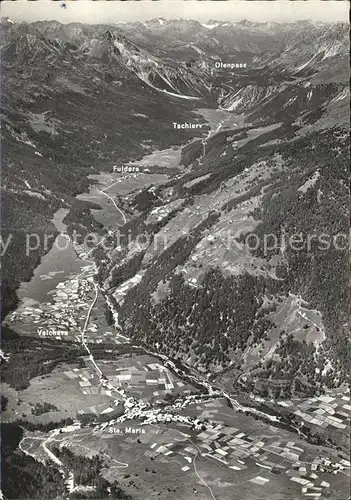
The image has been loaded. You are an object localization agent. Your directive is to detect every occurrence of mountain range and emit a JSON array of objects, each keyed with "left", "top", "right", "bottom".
[{"left": 1, "top": 18, "right": 349, "bottom": 399}]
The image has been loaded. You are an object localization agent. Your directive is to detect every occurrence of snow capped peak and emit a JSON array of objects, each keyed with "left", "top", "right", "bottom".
[
  {"left": 2, "top": 17, "right": 15, "bottom": 25},
  {"left": 145, "top": 18, "right": 167, "bottom": 27},
  {"left": 201, "top": 22, "right": 219, "bottom": 30},
  {"left": 201, "top": 20, "right": 232, "bottom": 29}
]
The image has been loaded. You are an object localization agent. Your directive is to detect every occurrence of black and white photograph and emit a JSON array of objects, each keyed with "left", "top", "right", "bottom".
[{"left": 0, "top": 1, "right": 350, "bottom": 499}]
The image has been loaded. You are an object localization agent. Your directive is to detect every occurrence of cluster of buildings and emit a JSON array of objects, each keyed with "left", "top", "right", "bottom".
[
  {"left": 8, "top": 273, "right": 125, "bottom": 345},
  {"left": 8, "top": 277, "right": 94, "bottom": 337},
  {"left": 95, "top": 394, "right": 208, "bottom": 434},
  {"left": 142, "top": 411, "right": 204, "bottom": 430}
]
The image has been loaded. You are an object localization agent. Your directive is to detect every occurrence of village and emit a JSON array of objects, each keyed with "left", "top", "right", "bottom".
[
  {"left": 89, "top": 391, "right": 350, "bottom": 500},
  {"left": 6, "top": 272, "right": 126, "bottom": 345},
  {"left": 4, "top": 233, "right": 350, "bottom": 500}
]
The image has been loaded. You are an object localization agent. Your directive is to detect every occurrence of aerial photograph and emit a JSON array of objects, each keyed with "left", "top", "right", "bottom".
[{"left": 0, "top": 0, "right": 350, "bottom": 499}]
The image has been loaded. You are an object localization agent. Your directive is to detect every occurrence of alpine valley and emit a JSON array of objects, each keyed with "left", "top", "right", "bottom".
[{"left": 1, "top": 17, "right": 350, "bottom": 500}]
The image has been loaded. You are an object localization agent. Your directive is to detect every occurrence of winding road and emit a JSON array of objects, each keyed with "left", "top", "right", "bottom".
[{"left": 99, "top": 186, "right": 127, "bottom": 225}]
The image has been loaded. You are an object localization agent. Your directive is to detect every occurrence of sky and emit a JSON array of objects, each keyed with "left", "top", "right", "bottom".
[{"left": 1, "top": 0, "right": 349, "bottom": 25}]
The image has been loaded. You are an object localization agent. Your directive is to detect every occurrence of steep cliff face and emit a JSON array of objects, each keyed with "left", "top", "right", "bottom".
[{"left": 219, "top": 84, "right": 286, "bottom": 112}]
